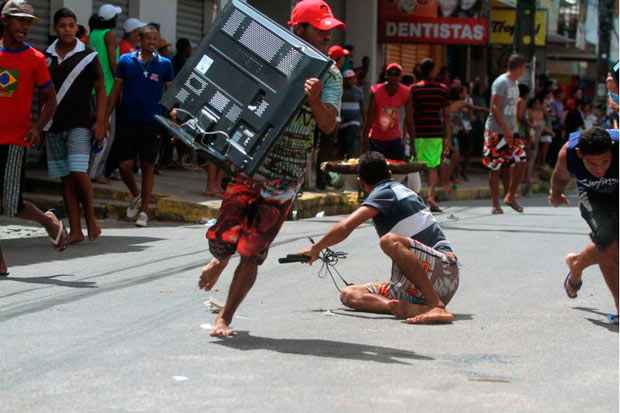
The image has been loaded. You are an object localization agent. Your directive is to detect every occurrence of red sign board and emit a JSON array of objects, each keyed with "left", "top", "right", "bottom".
[{"left": 378, "top": 0, "right": 488, "bottom": 45}]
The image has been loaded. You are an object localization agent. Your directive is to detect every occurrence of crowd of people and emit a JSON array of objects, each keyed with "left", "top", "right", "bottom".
[{"left": 0, "top": 0, "right": 618, "bottom": 335}]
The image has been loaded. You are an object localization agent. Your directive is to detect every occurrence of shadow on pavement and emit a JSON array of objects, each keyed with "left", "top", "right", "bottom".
[
  {"left": 0, "top": 274, "right": 97, "bottom": 289},
  {"left": 573, "top": 306, "right": 619, "bottom": 332},
  {"left": 1, "top": 235, "right": 165, "bottom": 267},
  {"left": 212, "top": 331, "right": 434, "bottom": 364},
  {"left": 325, "top": 308, "right": 474, "bottom": 322}
]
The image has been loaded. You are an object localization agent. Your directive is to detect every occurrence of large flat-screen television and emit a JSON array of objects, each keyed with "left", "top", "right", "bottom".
[{"left": 157, "top": 0, "right": 332, "bottom": 175}]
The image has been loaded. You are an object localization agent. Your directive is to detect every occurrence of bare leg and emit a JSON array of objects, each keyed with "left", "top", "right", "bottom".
[
  {"left": 0, "top": 246, "right": 7, "bottom": 274},
  {"left": 489, "top": 170, "right": 502, "bottom": 212},
  {"left": 206, "top": 163, "right": 224, "bottom": 196},
  {"left": 212, "top": 256, "right": 258, "bottom": 337},
  {"left": 427, "top": 167, "right": 439, "bottom": 202},
  {"left": 566, "top": 243, "right": 599, "bottom": 283},
  {"left": 16, "top": 201, "right": 65, "bottom": 247},
  {"left": 119, "top": 159, "right": 139, "bottom": 198},
  {"left": 61, "top": 175, "right": 84, "bottom": 244},
  {"left": 71, "top": 172, "right": 101, "bottom": 241},
  {"left": 505, "top": 162, "right": 526, "bottom": 204},
  {"left": 140, "top": 161, "right": 155, "bottom": 213},
  {"left": 198, "top": 256, "right": 230, "bottom": 291},
  {"left": 500, "top": 167, "right": 510, "bottom": 198},
  {"left": 387, "top": 300, "right": 432, "bottom": 319},
  {"left": 339, "top": 285, "right": 393, "bottom": 314},
  {"left": 599, "top": 242, "right": 619, "bottom": 312},
  {"left": 379, "top": 233, "right": 454, "bottom": 324}
]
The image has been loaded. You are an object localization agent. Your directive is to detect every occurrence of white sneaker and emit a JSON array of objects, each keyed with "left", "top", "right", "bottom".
[
  {"left": 126, "top": 195, "right": 141, "bottom": 219},
  {"left": 135, "top": 211, "right": 148, "bottom": 227}
]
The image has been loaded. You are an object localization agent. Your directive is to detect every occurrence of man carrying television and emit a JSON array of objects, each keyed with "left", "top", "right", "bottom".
[{"left": 198, "top": 0, "right": 344, "bottom": 337}]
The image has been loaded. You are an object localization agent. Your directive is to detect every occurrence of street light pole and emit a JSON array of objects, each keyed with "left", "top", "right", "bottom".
[
  {"left": 515, "top": 0, "right": 537, "bottom": 89},
  {"left": 598, "top": 0, "right": 613, "bottom": 97}
]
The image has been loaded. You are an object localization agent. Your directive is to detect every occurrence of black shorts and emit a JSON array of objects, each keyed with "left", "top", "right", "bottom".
[
  {"left": 578, "top": 191, "right": 619, "bottom": 250},
  {"left": 0, "top": 144, "right": 26, "bottom": 217},
  {"left": 115, "top": 121, "right": 162, "bottom": 164},
  {"left": 369, "top": 138, "right": 405, "bottom": 161}
]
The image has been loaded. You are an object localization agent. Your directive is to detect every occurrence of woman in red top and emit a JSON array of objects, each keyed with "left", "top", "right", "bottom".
[{"left": 362, "top": 63, "right": 414, "bottom": 161}]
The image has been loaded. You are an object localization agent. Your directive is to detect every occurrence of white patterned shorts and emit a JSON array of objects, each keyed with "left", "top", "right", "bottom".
[{"left": 367, "top": 239, "right": 460, "bottom": 305}]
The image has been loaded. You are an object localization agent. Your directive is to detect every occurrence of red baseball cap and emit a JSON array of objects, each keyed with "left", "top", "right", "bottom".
[
  {"left": 386, "top": 63, "right": 403, "bottom": 73},
  {"left": 289, "top": 0, "right": 345, "bottom": 31},
  {"left": 328, "top": 45, "right": 349, "bottom": 60}
]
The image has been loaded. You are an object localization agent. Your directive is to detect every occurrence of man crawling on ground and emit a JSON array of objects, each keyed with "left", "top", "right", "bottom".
[{"left": 301, "top": 151, "right": 460, "bottom": 324}]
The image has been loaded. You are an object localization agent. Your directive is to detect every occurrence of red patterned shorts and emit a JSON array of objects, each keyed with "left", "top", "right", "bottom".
[
  {"left": 207, "top": 176, "right": 298, "bottom": 265},
  {"left": 482, "top": 131, "right": 527, "bottom": 171}
]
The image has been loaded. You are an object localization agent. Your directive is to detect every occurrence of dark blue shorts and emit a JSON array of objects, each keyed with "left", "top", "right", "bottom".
[{"left": 369, "top": 138, "right": 405, "bottom": 161}]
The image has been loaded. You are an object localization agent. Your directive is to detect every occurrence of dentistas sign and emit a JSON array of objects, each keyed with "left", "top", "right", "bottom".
[{"left": 378, "top": 0, "right": 488, "bottom": 45}]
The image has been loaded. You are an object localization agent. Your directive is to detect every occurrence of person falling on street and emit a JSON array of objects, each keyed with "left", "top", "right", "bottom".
[
  {"left": 197, "top": 0, "right": 343, "bottom": 337},
  {"left": 106, "top": 24, "right": 174, "bottom": 227},
  {"left": 550, "top": 127, "right": 619, "bottom": 324},
  {"left": 44, "top": 7, "right": 107, "bottom": 244},
  {"left": 0, "top": 0, "right": 65, "bottom": 276},
  {"left": 483, "top": 54, "right": 528, "bottom": 214},
  {"left": 301, "top": 152, "right": 460, "bottom": 324}
]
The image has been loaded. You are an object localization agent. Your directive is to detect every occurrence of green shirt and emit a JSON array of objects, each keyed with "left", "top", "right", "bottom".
[{"left": 88, "top": 29, "right": 118, "bottom": 95}]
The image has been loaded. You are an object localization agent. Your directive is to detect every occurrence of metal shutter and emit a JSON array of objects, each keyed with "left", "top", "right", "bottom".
[
  {"left": 29, "top": 0, "right": 51, "bottom": 51},
  {"left": 177, "top": 0, "right": 205, "bottom": 49},
  {"left": 385, "top": 44, "right": 444, "bottom": 76},
  {"left": 92, "top": 0, "right": 130, "bottom": 39}
]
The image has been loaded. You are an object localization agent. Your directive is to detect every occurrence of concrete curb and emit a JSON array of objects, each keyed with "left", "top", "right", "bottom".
[{"left": 25, "top": 176, "right": 554, "bottom": 223}]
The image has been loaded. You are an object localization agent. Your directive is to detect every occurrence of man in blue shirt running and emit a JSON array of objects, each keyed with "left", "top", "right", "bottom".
[
  {"left": 550, "top": 127, "right": 619, "bottom": 323},
  {"left": 105, "top": 24, "right": 174, "bottom": 227}
]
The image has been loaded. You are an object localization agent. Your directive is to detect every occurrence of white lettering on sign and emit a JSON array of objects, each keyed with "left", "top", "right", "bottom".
[{"left": 381, "top": 20, "right": 487, "bottom": 44}]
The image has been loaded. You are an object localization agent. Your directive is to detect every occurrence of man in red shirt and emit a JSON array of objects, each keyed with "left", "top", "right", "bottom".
[
  {"left": 362, "top": 63, "right": 414, "bottom": 161},
  {"left": 0, "top": 0, "right": 66, "bottom": 276}
]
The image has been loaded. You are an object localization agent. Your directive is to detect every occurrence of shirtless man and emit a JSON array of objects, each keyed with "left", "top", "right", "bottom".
[
  {"left": 301, "top": 151, "right": 460, "bottom": 324},
  {"left": 550, "top": 127, "right": 619, "bottom": 323}
]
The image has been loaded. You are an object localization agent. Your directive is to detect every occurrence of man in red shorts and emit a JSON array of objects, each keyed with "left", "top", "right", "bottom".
[
  {"left": 483, "top": 54, "right": 528, "bottom": 214},
  {"left": 197, "top": 0, "right": 344, "bottom": 337}
]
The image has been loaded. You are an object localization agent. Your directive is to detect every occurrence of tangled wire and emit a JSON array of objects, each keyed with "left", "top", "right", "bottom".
[{"left": 309, "top": 238, "right": 352, "bottom": 293}]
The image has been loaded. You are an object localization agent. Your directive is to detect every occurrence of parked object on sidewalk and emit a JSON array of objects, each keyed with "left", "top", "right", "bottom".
[{"left": 157, "top": 0, "right": 332, "bottom": 176}]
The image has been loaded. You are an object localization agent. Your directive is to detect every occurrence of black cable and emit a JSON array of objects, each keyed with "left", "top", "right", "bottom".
[{"left": 310, "top": 238, "right": 351, "bottom": 293}]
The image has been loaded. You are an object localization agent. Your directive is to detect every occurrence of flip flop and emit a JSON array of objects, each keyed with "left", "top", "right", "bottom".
[
  {"left": 607, "top": 314, "right": 619, "bottom": 325},
  {"left": 492, "top": 207, "right": 504, "bottom": 215},
  {"left": 0, "top": 272, "right": 9, "bottom": 277},
  {"left": 564, "top": 272, "right": 582, "bottom": 299},
  {"left": 45, "top": 211, "right": 68, "bottom": 252}
]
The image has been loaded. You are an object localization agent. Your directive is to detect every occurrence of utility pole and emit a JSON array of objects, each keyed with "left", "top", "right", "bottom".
[
  {"left": 514, "top": 0, "right": 537, "bottom": 88},
  {"left": 598, "top": 0, "right": 613, "bottom": 96}
]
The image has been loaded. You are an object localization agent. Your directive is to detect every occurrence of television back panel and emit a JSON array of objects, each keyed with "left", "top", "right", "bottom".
[{"left": 159, "top": 0, "right": 332, "bottom": 175}]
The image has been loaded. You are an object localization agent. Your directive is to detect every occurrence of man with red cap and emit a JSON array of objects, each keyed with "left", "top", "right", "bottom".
[
  {"left": 198, "top": 0, "right": 344, "bottom": 337},
  {"left": 362, "top": 63, "right": 414, "bottom": 162},
  {"left": 328, "top": 45, "right": 348, "bottom": 70}
]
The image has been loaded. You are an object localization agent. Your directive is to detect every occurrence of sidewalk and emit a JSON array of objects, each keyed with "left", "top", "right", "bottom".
[{"left": 24, "top": 166, "right": 552, "bottom": 223}]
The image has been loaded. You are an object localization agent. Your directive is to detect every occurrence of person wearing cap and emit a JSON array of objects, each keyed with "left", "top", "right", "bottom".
[
  {"left": 338, "top": 69, "right": 365, "bottom": 159},
  {"left": 87, "top": 3, "right": 121, "bottom": 185},
  {"left": 1, "top": 0, "right": 67, "bottom": 276},
  {"left": 44, "top": 7, "right": 107, "bottom": 244},
  {"left": 157, "top": 37, "right": 172, "bottom": 58},
  {"left": 328, "top": 44, "right": 348, "bottom": 70},
  {"left": 119, "top": 17, "right": 146, "bottom": 56},
  {"left": 410, "top": 58, "right": 450, "bottom": 212},
  {"left": 362, "top": 62, "right": 414, "bottom": 163},
  {"left": 198, "top": 0, "right": 344, "bottom": 338}
]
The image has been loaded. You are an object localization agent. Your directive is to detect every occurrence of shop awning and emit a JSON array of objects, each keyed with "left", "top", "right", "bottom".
[
  {"left": 491, "top": 0, "right": 516, "bottom": 8},
  {"left": 546, "top": 45, "right": 598, "bottom": 61}
]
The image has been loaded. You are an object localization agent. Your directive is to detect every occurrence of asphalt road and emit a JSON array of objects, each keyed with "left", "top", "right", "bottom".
[{"left": 0, "top": 195, "right": 617, "bottom": 413}]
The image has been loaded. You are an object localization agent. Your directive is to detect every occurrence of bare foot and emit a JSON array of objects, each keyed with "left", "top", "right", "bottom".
[
  {"left": 87, "top": 222, "right": 102, "bottom": 241},
  {"left": 504, "top": 196, "right": 524, "bottom": 213},
  {"left": 406, "top": 306, "right": 455, "bottom": 324},
  {"left": 210, "top": 313, "right": 235, "bottom": 337},
  {"left": 68, "top": 232, "right": 85, "bottom": 245},
  {"left": 387, "top": 299, "right": 431, "bottom": 319},
  {"left": 198, "top": 258, "right": 228, "bottom": 291}
]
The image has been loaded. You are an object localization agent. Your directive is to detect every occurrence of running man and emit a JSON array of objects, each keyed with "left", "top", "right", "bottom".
[
  {"left": 0, "top": 0, "right": 65, "bottom": 276},
  {"left": 484, "top": 54, "right": 528, "bottom": 214},
  {"left": 549, "top": 127, "right": 618, "bottom": 323},
  {"left": 301, "top": 152, "right": 460, "bottom": 324},
  {"left": 198, "top": 0, "right": 343, "bottom": 337}
]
